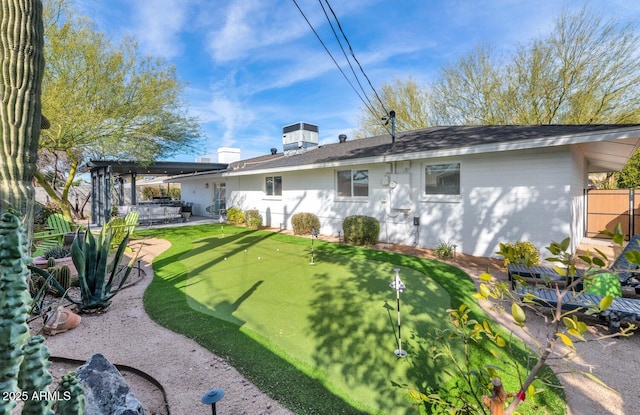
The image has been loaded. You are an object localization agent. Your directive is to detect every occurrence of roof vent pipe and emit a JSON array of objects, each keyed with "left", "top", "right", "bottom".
[
  {"left": 270, "top": 148, "right": 278, "bottom": 155},
  {"left": 338, "top": 134, "right": 347, "bottom": 143}
]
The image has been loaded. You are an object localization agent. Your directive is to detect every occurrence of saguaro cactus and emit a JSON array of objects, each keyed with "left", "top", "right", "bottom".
[{"left": 0, "top": 0, "right": 45, "bottom": 226}]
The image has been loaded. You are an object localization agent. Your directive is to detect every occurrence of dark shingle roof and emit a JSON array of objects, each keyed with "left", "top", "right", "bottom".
[{"left": 227, "top": 124, "right": 640, "bottom": 173}]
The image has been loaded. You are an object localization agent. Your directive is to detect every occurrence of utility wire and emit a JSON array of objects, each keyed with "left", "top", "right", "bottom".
[
  {"left": 317, "top": 0, "right": 379, "bottom": 120},
  {"left": 290, "top": 0, "right": 380, "bottom": 124},
  {"left": 322, "top": 0, "right": 393, "bottom": 122},
  {"left": 318, "top": 0, "right": 396, "bottom": 138},
  {"left": 319, "top": 0, "right": 397, "bottom": 138},
  {"left": 292, "top": 0, "right": 395, "bottom": 137}
]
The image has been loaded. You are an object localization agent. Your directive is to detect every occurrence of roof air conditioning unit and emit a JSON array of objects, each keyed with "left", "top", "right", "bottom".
[{"left": 282, "top": 122, "right": 319, "bottom": 152}]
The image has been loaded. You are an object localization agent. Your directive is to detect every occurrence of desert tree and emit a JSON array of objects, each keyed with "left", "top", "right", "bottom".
[
  {"left": 38, "top": 0, "right": 204, "bottom": 220},
  {"left": 432, "top": 7, "right": 640, "bottom": 126},
  {"left": 357, "top": 6, "right": 640, "bottom": 134},
  {"left": 616, "top": 151, "right": 640, "bottom": 189},
  {"left": 356, "top": 77, "right": 433, "bottom": 138}
]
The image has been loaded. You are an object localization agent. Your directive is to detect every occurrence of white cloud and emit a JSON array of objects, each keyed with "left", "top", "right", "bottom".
[
  {"left": 204, "top": 0, "right": 305, "bottom": 62},
  {"left": 127, "top": 0, "right": 191, "bottom": 58},
  {"left": 203, "top": 0, "right": 387, "bottom": 64}
]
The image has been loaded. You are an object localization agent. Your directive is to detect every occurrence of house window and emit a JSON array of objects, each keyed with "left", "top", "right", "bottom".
[
  {"left": 337, "top": 169, "right": 369, "bottom": 197},
  {"left": 425, "top": 163, "right": 460, "bottom": 195},
  {"left": 265, "top": 176, "right": 282, "bottom": 196}
]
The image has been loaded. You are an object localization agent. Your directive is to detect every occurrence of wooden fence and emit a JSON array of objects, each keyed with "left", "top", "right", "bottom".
[{"left": 586, "top": 189, "right": 640, "bottom": 239}]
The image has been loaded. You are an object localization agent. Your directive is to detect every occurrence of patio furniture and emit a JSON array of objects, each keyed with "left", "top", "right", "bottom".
[
  {"left": 123, "top": 210, "right": 139, "bottom": 233},
  {"left": 46, "top": 213, "right": 74, "bottom": 242},
  {"left": 610, "top": 234, "right": 640, "bottom": 286},
  {"left": 508, "top": 264, "right": 585, "bottom": 289},
  {"left": 32, "top": 230, "right": 62, "bottom": 257},
  {"left": 131, "top": 205, "right": 182, "bottom": 225},
  {"left": 106, "top": 211, "right": 139, "bottom": 246},
  {"left": 509, "top": 235, "right": 640, "bottom": 289},
  {"left": 181, "top": 202, "right": 193, "bottom": 221},
  {"left": 517, "top": 285, "right": 640, "bottom": 333}
]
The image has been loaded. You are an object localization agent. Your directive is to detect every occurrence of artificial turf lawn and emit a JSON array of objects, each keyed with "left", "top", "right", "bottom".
[{"left": 140, "top": 225, "right": 566, "bottom": 415}]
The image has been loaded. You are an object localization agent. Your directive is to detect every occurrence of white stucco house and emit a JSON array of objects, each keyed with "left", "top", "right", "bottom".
[{"left": 166, "top": 124, "right": 640, "bottom": 258}]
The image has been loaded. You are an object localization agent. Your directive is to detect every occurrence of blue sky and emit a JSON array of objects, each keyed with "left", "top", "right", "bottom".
[{"left": 76, "top": 0, "right": 640, "bottom": 162}]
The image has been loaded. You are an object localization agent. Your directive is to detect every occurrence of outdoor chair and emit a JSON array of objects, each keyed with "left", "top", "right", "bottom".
[
  {"left": 133, "top": 206, "right": 151, "bottom": 224},
  {"left": 517, "top": 285, "right": 640, "bottom": 333},
  {"left": 124, "top": 210, "right": 139, "bottom": 235},
  {"left": 609, "top": 234, "right": 640, "bottom": 286},
  {"left": 106, "top": 210, "right": 139, "bottom": 247},
  {"left": 509, "top": 235, "right": 640, "bottom": 289},
  {"left": 46, "top": 213, "right": 74, "bottom": 241},
  {"left": 31, "top": 230, "right": 62, "bottom": 257},
  {"left": 507, "top": 264, "right": 584, "bottom": 289}
]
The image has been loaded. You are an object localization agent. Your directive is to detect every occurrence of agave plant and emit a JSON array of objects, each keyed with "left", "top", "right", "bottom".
[{"left": 70, "top": 226, "right": 139, "bottom": 311}]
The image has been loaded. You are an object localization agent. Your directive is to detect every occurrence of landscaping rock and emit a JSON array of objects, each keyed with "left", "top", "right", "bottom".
[{"left": 76, "top": 353, "right": 145, "bottom": 415}]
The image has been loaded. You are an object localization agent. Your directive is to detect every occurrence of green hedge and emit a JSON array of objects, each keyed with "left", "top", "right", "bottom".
[
  {"left": 226, "top": 207, "right": 244, "bottom": 225},
  {"left": 244, "top": 209, "right": 262, "bottom": 229},
  {"left": 342, "top": 215, "right": 379, "bottom": 246},
  {"left": 291, "top": 212, "right": 320, "bottom": 235}
]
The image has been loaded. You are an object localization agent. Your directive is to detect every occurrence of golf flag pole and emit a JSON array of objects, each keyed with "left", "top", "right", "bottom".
[
  {"left": 310, "top": 228, "right": 318, "bottom": 265},
  {"left": 389, "top": 268, "right": 407, "bottom": 357}
]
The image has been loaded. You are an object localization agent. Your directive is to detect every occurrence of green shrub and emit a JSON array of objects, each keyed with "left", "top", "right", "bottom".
[
  {"left": 33, "top": 202, "right": 62, "bottom": 227},
  {"left": 291, "top": 212, "right": 320, "bottom": 235},
  {"left": 435, "top": 240, "right": 456, "bottom": 259},
  {"left": 244, "top": 209, "right": 262, "bottom": 229},
  {"left": 69, "top": 226, "right": 137, "bottom": 311},
  {"left": 342, "top": 215, "right": 379, "bottom": 246},
  {"left": 496, "top": 241, "right": 540, "bottom": 267},
  {"left": 226, "top": 207, "right": 245, "bottom": 225},
  {"left": 140, "top": 186, "right": 180, "bottom": 201}
]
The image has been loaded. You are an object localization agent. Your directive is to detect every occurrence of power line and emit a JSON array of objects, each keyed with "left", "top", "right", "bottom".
[
  {"left": 317, "top": 0, "right": 379, "bottom": 119},
  {"left": 322, "top": 0, "right": 391, "bottom": 118},
  {"left": 291, "top": 0, "right": 396, "bottom": 137},
  {"left": 290, "top": 0, "right": 379, "bottom": 123}
]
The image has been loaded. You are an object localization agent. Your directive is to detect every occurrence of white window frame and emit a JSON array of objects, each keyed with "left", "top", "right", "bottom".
[
  {"left": 264, "top": 175, "right": 282, "bottom": 197},
  {"left": 422, "top": 162, "right": 461, "bottom": 202},
  {"left": 336, "top": 169, "right": 369, "bottom": 199}
]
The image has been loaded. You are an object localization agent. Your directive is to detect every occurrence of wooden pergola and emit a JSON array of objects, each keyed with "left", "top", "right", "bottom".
[{"left": 86, "top": 160, "right": 227, "bottom": 225}]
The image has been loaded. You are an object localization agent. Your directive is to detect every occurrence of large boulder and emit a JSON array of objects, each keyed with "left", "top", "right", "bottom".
[{"left": 76, "top": 353, "right": 145, "bottom": 415}]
